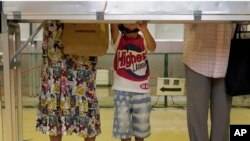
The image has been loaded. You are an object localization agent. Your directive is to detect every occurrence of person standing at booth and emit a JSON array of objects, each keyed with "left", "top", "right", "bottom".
[
  {"left": 110, "top": 22, "right": 156, "bottom": 141},
  {"left": 183, "top": 23, "right": 233, "bottom": 141},
  {"left": 36, "top": 21, "right": 101, "bottom": 141}
]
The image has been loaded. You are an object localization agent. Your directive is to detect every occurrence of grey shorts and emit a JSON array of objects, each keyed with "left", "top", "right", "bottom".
[{"left": 113, "top": 90, "right": 151, "bottom": 139}]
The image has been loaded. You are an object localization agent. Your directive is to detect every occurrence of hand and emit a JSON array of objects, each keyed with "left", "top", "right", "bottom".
[{"left": 136, "top": 22, "right": 148, "bottom": 33}]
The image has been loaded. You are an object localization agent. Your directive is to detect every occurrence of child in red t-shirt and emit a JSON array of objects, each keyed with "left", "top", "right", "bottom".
[{"left": 111, "top": 22, "right": 156, "bottom": 141}]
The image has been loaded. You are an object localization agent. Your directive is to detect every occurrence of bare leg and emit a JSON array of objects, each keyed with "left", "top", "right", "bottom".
[
  {"left": 50, "top": 134, "right": 62, "bottom": 141},
  {"left": 85, "top": 137, "right": 96, "bottom": 141},
  {"left": 135, "top": 137, "right": 144, "bottom": 141},
  {"left": 121, "top": 138, "right": 131, "bottom": 141}
]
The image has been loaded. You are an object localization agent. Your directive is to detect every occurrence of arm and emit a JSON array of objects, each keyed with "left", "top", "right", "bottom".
[
  {"left": 111, "top": 24, "right": 120, "bottom": 44},
  {"left": 137, "top": 22, "right": 156, "bottom": 52}
]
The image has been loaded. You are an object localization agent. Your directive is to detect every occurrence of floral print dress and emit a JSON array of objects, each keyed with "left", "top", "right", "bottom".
[{"left": 36, "top": 21, "right": 101, "bottom": 138}]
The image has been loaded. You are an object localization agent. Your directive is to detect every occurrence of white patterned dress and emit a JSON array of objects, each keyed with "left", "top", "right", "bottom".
[{"left": 36, "top": 21, "right": 101, "bottom": 138}]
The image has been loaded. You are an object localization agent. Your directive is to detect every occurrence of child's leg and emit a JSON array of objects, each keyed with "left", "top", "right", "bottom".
[
  {"left": 135, "top": 137, "right": 144, "bottom": 141},
  {"left": 131, "top": 93, "right": 151, "bottom": 139},
  {"left": 85, "top": 137, "right": 96, "bottom": 141},
  {"left": 121, "top": 138, "right": 131, "bottom": 141},
  {"left": 113, "top": 91, "right": 133, "bottom": 140},
  {"left": 49, "top": 134, "right": 62, "bottom": 141}
]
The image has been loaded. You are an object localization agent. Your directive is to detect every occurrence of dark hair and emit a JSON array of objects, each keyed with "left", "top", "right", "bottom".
[{"left": 118, "top": 24, "right": 139, "bottom": 34}]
